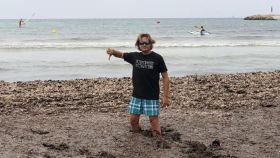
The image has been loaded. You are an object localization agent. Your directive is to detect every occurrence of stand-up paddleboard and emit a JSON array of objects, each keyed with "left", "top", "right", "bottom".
[{"left": 188, "top": 31, "right": 210, "bottom": 36}]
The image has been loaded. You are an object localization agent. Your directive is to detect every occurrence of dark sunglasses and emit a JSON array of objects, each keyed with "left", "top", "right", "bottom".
[{"left": 139, "top": 41, "right": 151, "bottom": 45}]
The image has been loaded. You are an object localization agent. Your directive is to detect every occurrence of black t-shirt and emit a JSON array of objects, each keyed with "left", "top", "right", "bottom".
[{"left": 123, "top": 51, "right": 167, "bottom": 100}]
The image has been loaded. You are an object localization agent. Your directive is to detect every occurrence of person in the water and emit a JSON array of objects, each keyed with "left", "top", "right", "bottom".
[{"left": 19, "top": 18, "right": 25, "bottom": 28}]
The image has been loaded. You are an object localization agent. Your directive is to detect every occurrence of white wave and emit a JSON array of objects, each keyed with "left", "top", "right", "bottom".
[
  {"left": 0, "top": 40, "right": 280, "bottom": 49},
  {"left": 157, "top": 41, "right": 280, "bottom": 47},
  {"left": 0, "top": 42, "right": 132, "bottom": 49}
]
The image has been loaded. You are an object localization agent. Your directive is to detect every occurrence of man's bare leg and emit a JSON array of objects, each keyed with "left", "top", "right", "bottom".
[
  {"left": 130, "top": 114, "right": 141, "bottom": 132},
  {"left": 149, "top": 116, "right": 161, "bottom": 136}
]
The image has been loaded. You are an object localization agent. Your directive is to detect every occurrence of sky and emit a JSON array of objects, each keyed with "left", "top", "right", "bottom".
[{"left": 0, "top": 0, "right": 280, "bottom": 19}]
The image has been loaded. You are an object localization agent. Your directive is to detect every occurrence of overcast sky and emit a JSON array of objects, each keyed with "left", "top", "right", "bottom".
[{"left": 0, "top": 0, "right": 279, "bottom": 19}]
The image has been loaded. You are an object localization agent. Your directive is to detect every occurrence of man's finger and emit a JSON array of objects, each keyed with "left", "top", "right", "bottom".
[{"left": 106, "top": 48, "right": 111, "bottom": 54}]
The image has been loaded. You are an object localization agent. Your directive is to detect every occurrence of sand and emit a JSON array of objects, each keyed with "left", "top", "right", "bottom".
[{"left": 0, "top": 71, "right": 279, "bottom": 158}]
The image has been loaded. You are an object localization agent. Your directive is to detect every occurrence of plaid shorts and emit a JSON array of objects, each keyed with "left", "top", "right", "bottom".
[{"left": 128, "top": 96, "right": 160, "bottom": 116}]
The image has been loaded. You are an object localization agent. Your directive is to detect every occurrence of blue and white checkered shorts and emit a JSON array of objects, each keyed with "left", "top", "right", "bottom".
[{"left": 128, "top": 96, "right": 160, "bottom": 116}]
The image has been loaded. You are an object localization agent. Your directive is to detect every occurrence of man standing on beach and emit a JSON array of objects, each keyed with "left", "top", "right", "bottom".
[{"left": 106, "top": 33, "right": 169, "bottom": 136}]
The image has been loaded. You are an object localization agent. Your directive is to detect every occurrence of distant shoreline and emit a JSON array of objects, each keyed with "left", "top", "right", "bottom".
[
  {"left": 0, "top": 17, "right": 245, "bottom": 20},
  {"left": 244, "top": 14, "right": 280, "bottom": 20}
]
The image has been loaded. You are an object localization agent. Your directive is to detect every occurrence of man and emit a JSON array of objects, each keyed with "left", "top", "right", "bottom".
[
  {"left": 195, "top": 26, "right": 208, "bottom": 35},
  {"left": 200, "top": 26, "right": 206, "bottom": 35},
  {"left": 106, "top": 33, "right": 169, "bottom": 136},
  {"left": 19, "top": 18, "right": 25, "bottom": 28}
]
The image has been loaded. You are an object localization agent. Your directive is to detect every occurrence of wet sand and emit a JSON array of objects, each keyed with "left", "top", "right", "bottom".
[{"left": 0, "top": 71, "right": 280, "bottom": 158}]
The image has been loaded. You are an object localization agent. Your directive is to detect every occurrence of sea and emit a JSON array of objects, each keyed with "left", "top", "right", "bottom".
[{"left": 0, "top": 18, "right": 280, "bottom": 81}]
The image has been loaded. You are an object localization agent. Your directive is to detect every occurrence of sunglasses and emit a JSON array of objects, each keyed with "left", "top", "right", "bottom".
[{"left": 139, "top": 41, "right": 151, "bottom": 46}]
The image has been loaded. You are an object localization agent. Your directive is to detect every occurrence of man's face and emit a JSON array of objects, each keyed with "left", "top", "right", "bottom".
[{"left": 139, "top": 37, "right": 151, "bottom": 52}]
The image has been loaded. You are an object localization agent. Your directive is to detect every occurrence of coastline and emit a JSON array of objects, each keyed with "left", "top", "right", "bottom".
[{"left": 0, "top": 71, "right": 279, "bottom": 157}]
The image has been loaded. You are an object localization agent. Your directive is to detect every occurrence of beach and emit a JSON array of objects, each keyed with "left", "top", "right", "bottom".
[
  {"left": 1, "top": 71, "right": 279, "bottom": 158},
  {"left": 1, "top": 18, "right": 280, "bottom": 158}
]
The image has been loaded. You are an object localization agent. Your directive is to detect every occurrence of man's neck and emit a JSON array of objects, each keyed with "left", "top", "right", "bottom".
[{"left": 141, "top": 51, "right": 152, "bottom": 55}]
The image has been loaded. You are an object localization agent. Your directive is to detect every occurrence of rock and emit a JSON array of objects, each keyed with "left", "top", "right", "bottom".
[
  {"left": 244, "top": 14, "right": 280, "bottom": 20},
  {"left": 211, "top": 139, "right": 221, "bottom": 147}
]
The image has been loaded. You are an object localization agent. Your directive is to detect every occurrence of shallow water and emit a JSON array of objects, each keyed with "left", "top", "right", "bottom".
[{"left": 0, "top": 19, "right": 280, "bottom": 81}]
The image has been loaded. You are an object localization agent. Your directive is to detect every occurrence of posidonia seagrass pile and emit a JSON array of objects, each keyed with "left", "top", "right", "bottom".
[{"left": 0, "top": 71, "right": 279, "bottom": 115}]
